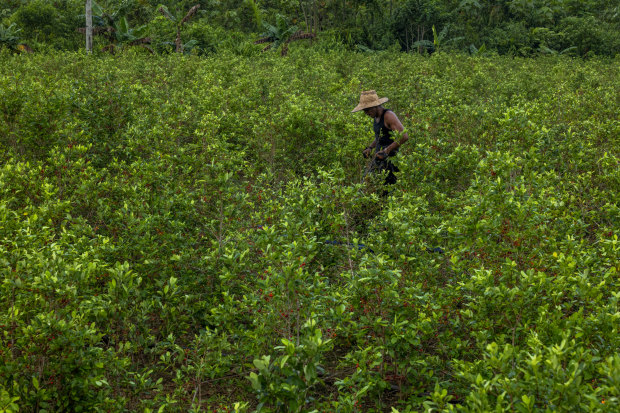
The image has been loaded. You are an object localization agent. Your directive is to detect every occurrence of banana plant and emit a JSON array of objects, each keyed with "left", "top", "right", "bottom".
[
  {"left": 107, "top": 16, "right": 151, "bottom": 53},
  {"left": 157, "top": 4, "right": 200, "bottom": 53},
  {"left": 254, "top": 14, "right": 315, "bottom": 56},
  {"left": 412, "top": 24, "right": 464, "bottom": 54},
  {"left": 0, "top": 23, "right": 21, "bottom": 51},
  {"left": 79, "top": 1, "right": 150, "bottom": 53}
]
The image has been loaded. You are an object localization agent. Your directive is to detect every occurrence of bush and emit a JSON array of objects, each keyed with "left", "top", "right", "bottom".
[
  {"left": 10, "top": 0, "right": 82, "bottom": 50},
  {"left": 559, "top": 16, "right": 620, "bottom": 56},
  {"left": 0, "top": 51, "right": 618, "bottom": 411},
  {"left": 484, "top": 21, "right": 533, "bottom": 56}
]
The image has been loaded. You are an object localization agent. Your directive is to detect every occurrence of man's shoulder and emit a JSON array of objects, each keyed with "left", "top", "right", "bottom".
[{"left": 383, "top": 109, "right": 399, "bottom": 123}]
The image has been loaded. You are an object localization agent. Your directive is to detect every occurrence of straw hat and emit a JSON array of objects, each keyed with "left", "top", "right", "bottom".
[{"left": 351, "top": 90, "right": 389, "bottom": 113}]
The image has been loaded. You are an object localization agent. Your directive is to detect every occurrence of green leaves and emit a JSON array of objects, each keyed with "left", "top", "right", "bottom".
[
  {"left": 157, "top": 5, "right": 177, "bottom": 23},
  {"left": 254, "top": 14, "right": 315, "bottom": 56},
  {"left": 0, "top": 23, "right": 21, "bottom": 51},
  {"left": 248, "top": 318, "right": 330, "bottom": 412},
  {"left": 0, "top": 387, "right": 20, "bottom": 413},
  {"left": 0, "top": 50, "right": 618, "bottom": 412}
]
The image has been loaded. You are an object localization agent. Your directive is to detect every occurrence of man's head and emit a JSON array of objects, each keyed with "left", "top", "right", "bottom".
[
  {"left": 362, "top": 105, "right": 382, "bottom": 118},
  {"left": 352, "top": 90, "right": 388, "bottom": 115}
]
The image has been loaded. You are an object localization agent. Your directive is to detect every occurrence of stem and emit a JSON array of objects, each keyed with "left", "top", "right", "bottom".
[
  {"left": 299, "top": 0, "right": 309, "bottom": 33},
  {"left": 342, "top": 209, "right": 355, "bottom": 279},
  {"left": 511, "top": 313, "right": 521, "bottom": 371},
  {"left": 10, "top": 283, "right": 15, "bottom": 358},
  {"left": 296, "top": 296, "right": 301, "bottom": 346},
  {"left": 175, "top": 25, "right": 182, "bottom": 53}
]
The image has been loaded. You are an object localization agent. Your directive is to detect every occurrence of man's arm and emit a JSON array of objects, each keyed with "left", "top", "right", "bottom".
[
  {"left": 362, "top": 138, "right": 378, "bottom": 158},
  {"left": 383, "top": 111, "right": 409, "bottom": 155}
]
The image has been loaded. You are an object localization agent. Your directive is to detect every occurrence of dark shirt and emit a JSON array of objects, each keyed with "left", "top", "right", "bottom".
[{"left": 374, "top": 109, "right": 397, "bottom": 156}]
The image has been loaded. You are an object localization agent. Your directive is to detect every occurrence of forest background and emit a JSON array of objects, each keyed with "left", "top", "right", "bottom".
[{"left": 1, "top": 0, "right": 619, "bottom": 57}]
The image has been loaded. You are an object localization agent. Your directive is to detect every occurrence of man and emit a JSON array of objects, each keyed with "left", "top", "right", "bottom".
[{"left": 352, "top": 90, "right": 409, "bottom": 185}]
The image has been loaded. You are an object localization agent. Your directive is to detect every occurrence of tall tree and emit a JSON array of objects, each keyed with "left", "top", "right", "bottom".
[{"left": 86, "top": 0, "right": 93, "bottom": 53}]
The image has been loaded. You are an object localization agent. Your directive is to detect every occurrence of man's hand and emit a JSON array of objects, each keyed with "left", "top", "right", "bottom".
[
  {"left": 362, "top": 147, "right": 372, "bottom": 158},
  {"left": 375, "top": 150, "right": 387, "bottom": 160}
]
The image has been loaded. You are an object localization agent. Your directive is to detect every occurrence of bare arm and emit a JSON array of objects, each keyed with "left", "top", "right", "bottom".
[
  {"left": 363, "top": 138, "right": 378, "bottom": 158},
  {"left": 383, "top": 111, "right": 409, "bottom": 155}
]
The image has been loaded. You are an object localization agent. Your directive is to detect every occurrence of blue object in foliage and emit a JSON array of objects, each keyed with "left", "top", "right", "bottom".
[
  {"left": 426, "top": 247, "right": 445, "bottom": 253},
  {"left": 324, "top": 240, "right": 375, "bottom": 254}
]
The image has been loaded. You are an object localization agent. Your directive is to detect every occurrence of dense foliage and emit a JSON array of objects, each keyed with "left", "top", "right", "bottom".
[
  {"left": 0, "top": 0, "right": 619, "bottom": 56},
  {"left": 1, "top": 50, "right": 619, "bottom": 412}
]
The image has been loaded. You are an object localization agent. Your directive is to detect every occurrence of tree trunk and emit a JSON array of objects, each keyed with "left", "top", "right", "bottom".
[
  {"left": 175, "top": 26, "right": 182, "bottom": 53},
  {"left": 299, "top": 0, "right": 310, "bottom": 33},
  {"left": 85, "top": 0, "right": 93, "bottom": 53}
]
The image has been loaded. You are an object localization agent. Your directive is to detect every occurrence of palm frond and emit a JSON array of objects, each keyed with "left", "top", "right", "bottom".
[
  {"left": 158, "top": 5, "right": 176, "bottom": 22},
  {"left": 412, "top": 40, "right": 434, "bottom": 49},
  {"left": 129, "top": 37, "right": 152, "bottom": 46},
  {"left": 254, "top": 37, "right": 273, "bottom": 45},
  {"left": 181, "top": 5, "right": 200, "bottom": 25},
  {"left": 288, "top": 31, "right": 315, "bottom": 42}
]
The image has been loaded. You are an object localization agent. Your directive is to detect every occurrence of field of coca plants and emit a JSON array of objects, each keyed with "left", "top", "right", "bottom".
[{"left": 1, "top": 50, "right": 619, "bottom": 412}]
